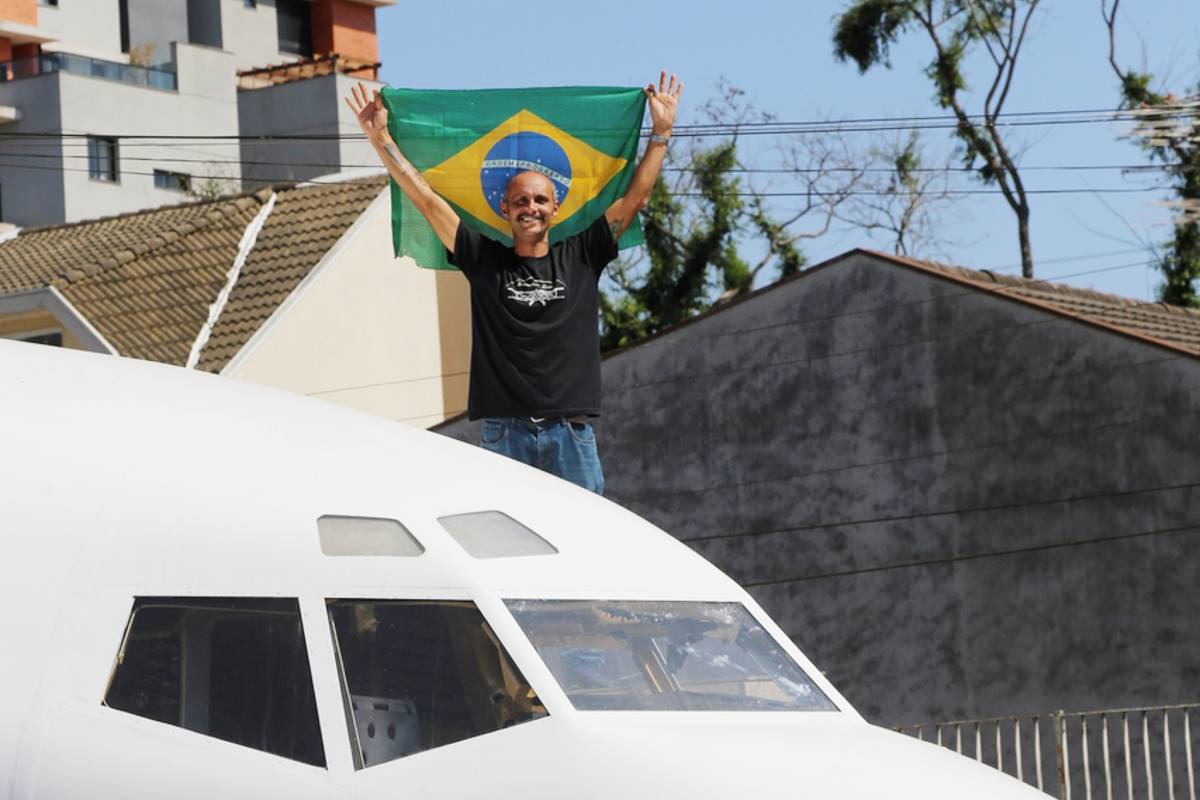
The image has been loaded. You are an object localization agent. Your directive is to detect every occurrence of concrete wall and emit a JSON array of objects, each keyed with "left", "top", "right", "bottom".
[
  {"left": 0, "top": 71, "right": 64, "bottom": 226},
  {"left": 226, "top": 192, "right": 472, "bottom": 428},
  {"left": 238, "top": 72, "right": 381, "bottom": 187},
  {"left": 219, "top": 0, "right": 301, "bottom": 71},
  {"left": 48, "top": 42, "right": 239, "bottom": 225},
  {"left": 437, "top": 252, "right": 1200, "bottom": 727},
  {"left": 37, "top": 0, "right": 124, "bottom": 62}
]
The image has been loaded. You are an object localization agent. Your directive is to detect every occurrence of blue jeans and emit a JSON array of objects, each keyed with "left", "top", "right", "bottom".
[{"left": 480, "top": 417, "right": 605, "bottom": 495}]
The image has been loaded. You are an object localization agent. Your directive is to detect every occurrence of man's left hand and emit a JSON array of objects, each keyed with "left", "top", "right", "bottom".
[{"left": 645, "top": 71, "right": 682, "bottom": 136}]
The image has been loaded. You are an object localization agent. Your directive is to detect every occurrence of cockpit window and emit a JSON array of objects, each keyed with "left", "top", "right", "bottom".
[
  {"left": 327, "top": 600, "right": 547, "bottom": 768},
  {"left": 505, "top": 600, "right": 838, "bottom": 712},
  {"left": 104, "top": 597, "right": 325, "bottom": 767}
]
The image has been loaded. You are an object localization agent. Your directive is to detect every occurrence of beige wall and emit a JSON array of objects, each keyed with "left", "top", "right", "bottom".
[
  {"left": 0, "top": 309, "right": 84, "bottom": 349},
  {"left": 226, "top": 193, "right": 471, "bottom": 428}
]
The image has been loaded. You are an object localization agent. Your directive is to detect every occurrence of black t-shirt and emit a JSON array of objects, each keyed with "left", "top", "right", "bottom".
[{"left": 447, "top": 216, "right": 618, "bottom": 420}]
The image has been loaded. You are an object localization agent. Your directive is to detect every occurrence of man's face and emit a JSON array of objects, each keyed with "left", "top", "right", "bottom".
[{"left": 500, "top": 172, "right": 559, "bottom": 240}]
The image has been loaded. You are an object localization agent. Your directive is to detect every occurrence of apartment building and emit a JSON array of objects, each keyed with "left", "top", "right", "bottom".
[{"left": 0, "top": 0, "right": 391, "bottom": 228}]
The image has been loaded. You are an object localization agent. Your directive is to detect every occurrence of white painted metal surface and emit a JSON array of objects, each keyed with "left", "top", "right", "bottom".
[{"left": 0, "top": 340, "right": 1046, "bottom": 798}]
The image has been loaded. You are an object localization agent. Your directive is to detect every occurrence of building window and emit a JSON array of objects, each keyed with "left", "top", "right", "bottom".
[
  {"left": 104, "top": 597, "right": 326, "bottom": 767},
  {"left": 39, "top": 0, "right": 59, "bottom": 6},
  {"left": 244, "top": 0, "right": 257, "bottom": 7},
  {"left": 154, "top": 169, "right": 191, "bottom": 192},
  {"left": 17, "top": 332, "right": 63, "bottom": 347},
  {"left": 327, "top": 600, "right": 547, "bottom": 768},
  {"left": 87, "top": 136, "right": 119, "bottom": 182},
  {"left": 276, "top": 0, "right": 312, "bottom": 56}
]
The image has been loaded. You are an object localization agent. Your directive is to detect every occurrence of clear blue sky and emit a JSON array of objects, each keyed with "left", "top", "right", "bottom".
[{"left": 377, "top": 1, "right": 1200, "bottom": 302}]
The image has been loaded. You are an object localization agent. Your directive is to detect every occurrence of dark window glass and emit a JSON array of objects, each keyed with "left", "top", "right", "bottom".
[
  {"left": 153, "top": 169, "right": 191, "bottom": 192},
  {"left": 105, "top": 597, "right": 325, "bottom": 767},
  {"left": 118, "top": 0, "right": 129, "bottom": 53},
  {"left": 244, "top": 0, "right": 257, "bottom": 7},
  {"left": 328, "top": 600, "right": 547, "bottom": 769},
  {"left": 276, "top": 0, "right": 311, "bottom": 56},
  {"left": 186, "top": 0, "right": 223, "bottom": 48},
  {"left": 21, "top": 332, "right": 63, "bottom": 347},
  {"left": 87, "top": 136, "right": 119, "bottom": 182}
]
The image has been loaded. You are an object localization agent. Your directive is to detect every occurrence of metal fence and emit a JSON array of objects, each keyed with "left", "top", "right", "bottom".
[{"left": 899, "top": 703, "right": 1198, "bottom": 800}]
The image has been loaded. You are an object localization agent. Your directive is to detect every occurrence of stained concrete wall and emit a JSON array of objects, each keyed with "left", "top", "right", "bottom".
[
  {"left": 238, "top": 72, "right": 381, "bottom": 188},
  {"left": 436, "top": 251, "right": 1200, "bottom": 727},
  {"left": 0, "top": 71, "right": 65, "bottom": 226}
]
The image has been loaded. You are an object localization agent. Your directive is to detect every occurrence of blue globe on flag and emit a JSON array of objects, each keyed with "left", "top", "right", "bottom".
[{"left": 480, "top": 131, "right": 572, "bottom": 219}]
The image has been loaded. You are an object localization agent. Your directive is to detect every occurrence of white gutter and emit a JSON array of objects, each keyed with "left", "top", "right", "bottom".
[
  {"left": 221, "top": 186, "right": 388, "bottom": 375},
  {"left": 186, "top": 192, "right": 277, "bottom": 369}
]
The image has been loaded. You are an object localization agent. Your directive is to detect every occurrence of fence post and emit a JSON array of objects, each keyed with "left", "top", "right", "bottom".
[{"left": 1056, "top": 710, "right": 1069, "bottom": 800}]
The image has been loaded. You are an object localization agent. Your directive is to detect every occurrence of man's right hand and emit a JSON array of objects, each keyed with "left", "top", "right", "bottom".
[
  {"left": 346, "top": 82, "right": 392, "bottom": 146},
  {"left": 344, "top": 81, "right": 460, "bottom": 253}
]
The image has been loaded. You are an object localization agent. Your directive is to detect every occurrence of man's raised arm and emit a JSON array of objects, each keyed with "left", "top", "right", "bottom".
[
  {"left": 346, "top": 82, "right": 460, "bottom": 252},
  {"left": 604, "top": 71, "right": 683, "bottom": 241}
]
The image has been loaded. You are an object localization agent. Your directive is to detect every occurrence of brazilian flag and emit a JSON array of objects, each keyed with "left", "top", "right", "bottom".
[{"left": 380, "top": 86, "right": 647, "bottom": 270}]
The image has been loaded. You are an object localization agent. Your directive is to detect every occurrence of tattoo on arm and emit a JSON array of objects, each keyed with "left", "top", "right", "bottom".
[
  {"left": 383, "top": 143, "right": 430, "bottom": 190},
  {"left": 608, "top": 216, "right": 624, "bottom": 242}
]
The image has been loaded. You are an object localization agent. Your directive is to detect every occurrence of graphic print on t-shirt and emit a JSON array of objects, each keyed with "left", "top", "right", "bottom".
[{"left": 505, "top": 276, "right": 567, "bottom": 307}]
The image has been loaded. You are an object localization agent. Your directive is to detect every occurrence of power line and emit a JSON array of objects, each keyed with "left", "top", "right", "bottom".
[
  {"left": 0, "top": 147, "right": 1178, "bottom": 176},
  {"left": 749, "top": 520, "right": 1200, "bottom": 589},
  {"left": 0, "top": 103, "right": 1193, "bottom": 143},
  {"left": 0, "top": 157, "right": 1173, "bottom": 198}
]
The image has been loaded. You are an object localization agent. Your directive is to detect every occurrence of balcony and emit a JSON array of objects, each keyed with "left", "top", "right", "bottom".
[{"left": 0, "top": 52, "right": 177, "bottom": 91}]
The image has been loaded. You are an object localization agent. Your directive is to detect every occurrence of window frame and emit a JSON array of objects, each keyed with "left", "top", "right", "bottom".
[
  {"left": 101, "top": 596, "right": 328, "bottom": 768},
  {"left": 503, "top": 598, "right": 841, "bottom": 713},
  {"left": 324, "top": 596, "right": 551, "bottom": 770},
  {"left": 87, "top": 135, "right": 120, "bottom": 183},
  {"left": 153, "top": 169, "right": 191, "bottom": 193}
]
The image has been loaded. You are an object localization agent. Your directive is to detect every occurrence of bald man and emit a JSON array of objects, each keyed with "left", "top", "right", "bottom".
[{"left": 348, "top": 73, "right": 682, "bottom": 494}]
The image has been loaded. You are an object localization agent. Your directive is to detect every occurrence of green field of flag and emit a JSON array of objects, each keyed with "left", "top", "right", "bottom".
[{"left": 381, "top": 85, "right": 647, "bottom": 269}]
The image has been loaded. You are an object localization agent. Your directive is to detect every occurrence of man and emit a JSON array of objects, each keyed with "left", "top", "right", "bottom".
[{"left": 346, "top": 73, "right": 682, "bottom": 494}]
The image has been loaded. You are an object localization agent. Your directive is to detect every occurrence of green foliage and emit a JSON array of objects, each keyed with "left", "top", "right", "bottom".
[
  {"left": 599, "top": 141, "right": 804, "bottom": 352},
  {"left": 1113, "top": 64, "right": 1200, "bottom": 306},
  {"left": 832, "top": 0, "right": 1041, "bottom": 277},
  {"left": 832, "top": 0, "right": 916, "bottom": 72}
]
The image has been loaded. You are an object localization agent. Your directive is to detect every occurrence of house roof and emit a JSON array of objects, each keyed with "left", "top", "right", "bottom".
[
  {"left": 0, "top": 176, "right": 387, "bottom": 369},
  {"left": 871, "top": 249, "right": 1200, "bottom": 357}
]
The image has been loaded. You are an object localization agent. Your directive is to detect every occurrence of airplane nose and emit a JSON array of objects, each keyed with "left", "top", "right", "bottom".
[{"left": 555, "top": 716, "right": 1048, "bottom": 799}]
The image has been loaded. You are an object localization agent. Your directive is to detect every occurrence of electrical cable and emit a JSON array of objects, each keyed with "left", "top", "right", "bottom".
[{"left": 755, "top": 519, "right": 1200, "bottom": 590}]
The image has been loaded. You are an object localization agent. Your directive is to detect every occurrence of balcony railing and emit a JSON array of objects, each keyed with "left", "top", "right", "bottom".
[{"left": 0, "top": 52, "right": 176, "bottom": 91}]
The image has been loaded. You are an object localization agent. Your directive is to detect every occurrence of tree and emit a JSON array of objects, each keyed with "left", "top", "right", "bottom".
[
  {"left": 832, "top": 0, "right": 1042, "bottom": 277},
  {"left": 1102, "top": 0, "right": 1200, "bottom": 307},
  {"left": 599, "top": 139, "right": 805, "bottom": 352},
  {"left": 835, "top": 131, "right": 966, "bottom": 257},
  {"left": 600, "top": 81, "right": 967, "bottom": 352},
  {"left": 599, "top": 83, "right": 860, "bottom": 352}
]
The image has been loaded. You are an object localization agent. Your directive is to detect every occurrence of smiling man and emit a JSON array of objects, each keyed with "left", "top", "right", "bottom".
[{"left": 347, "top": 74, "right": 682, "bottom": 494}]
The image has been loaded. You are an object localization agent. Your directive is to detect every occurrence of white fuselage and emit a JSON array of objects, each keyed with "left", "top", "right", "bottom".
[{"left": 0, "top": 341, "right": 1043, "bottom": 798}]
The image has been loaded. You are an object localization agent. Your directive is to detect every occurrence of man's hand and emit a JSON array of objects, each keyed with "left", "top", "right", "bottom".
[
  {"left": 346, "top": 81, "right": 392, "bottom": 146},
  {"left": 645, "top": 71, "right": 682, "bottom": 136}
]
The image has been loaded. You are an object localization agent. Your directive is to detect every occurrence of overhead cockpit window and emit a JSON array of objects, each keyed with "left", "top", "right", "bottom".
[
  {"left": 437, "top": 511, "right": 557, "bottom": 558},
  {"left": 506, "top": 600, "right": 838, "bottom": 712},
  {"left": 317, "top": 515, "right": 424, "bottom": 557},
  {"left": 327, "top": 600, "right": 547, "bottom": 768},
  {"left": 104, "top": 597, "right": 325, "bottom": 767}
]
